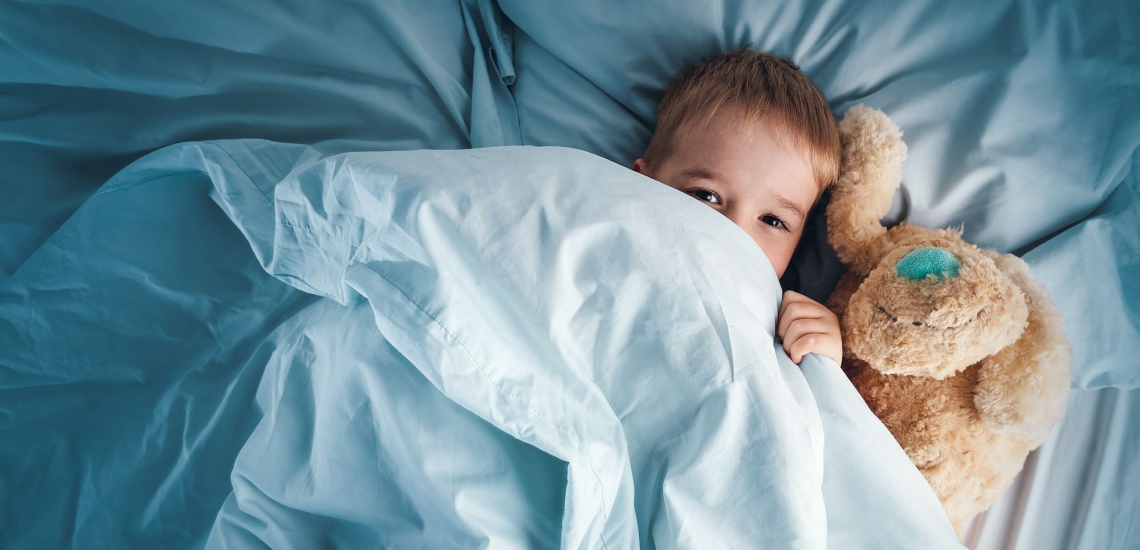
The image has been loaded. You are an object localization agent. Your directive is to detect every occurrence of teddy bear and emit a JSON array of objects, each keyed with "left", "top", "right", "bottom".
[{"left": 824, "top": 105, "right": 1072, "bottom": 537}]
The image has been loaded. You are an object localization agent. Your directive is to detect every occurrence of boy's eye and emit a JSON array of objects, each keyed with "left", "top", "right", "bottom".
[
  {"left": 761, "top": 215, "right": 789, "bottom": 231},
  {"left": 689, "top": 189, "right": 720, "bottom": 204}
]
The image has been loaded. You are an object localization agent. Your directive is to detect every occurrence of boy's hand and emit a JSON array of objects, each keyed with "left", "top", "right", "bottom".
[{"left": 777, "top": 290, "right": 843, "bottom": 366}]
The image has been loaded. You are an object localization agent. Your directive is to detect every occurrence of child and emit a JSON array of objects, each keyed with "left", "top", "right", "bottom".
[{"left": 632, "top": 48, "right": 843, "bottom": 366}]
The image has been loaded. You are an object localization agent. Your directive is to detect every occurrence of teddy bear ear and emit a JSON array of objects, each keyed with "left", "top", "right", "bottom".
[
  {"left": 827, "top": 106, "right": 909, "bottom": 276},
  {"left": 973, "top": 251, "right": 1072, "bottom": 444}
]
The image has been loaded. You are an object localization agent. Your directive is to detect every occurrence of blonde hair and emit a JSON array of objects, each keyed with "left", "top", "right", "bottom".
[{"left": 642, "top": 48, "right": 840, "bottom": 192}]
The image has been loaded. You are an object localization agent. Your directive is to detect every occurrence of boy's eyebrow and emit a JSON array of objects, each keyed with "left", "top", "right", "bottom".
[
  {"left": 679, "top": 167, "right": 727, "bottom": 185},
  {"left": 680, "top": 167, "right": 808, "bottom": 222},
  {"left": 774, "top": 196, "right": 807, "bottom": 222}
]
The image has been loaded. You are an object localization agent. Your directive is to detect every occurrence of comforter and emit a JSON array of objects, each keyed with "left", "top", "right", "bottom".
[{"left": 1, "top": 142, "right": 964, "bottom": 549}]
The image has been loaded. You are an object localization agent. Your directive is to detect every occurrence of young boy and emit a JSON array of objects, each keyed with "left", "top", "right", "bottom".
[{"left": 632, "top": 48, "right": 843, "bottom": 366}]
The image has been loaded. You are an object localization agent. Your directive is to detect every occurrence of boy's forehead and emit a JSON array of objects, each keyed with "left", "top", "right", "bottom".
[
  {"left": 678, "top": 105, "right": 791, "bottom": 145},
  {"left": 666, "top": 113, "right": 821, "bottom": 206},
  {"left": 669, "top": 107, "right": 822, "bottom": 196}
]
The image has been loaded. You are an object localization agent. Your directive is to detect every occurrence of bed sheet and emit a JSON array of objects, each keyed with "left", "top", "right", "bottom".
[
  {"left": 0, "top": 0, "right": 516, "bottom": 283},
  {"left": 2, "top": 0, "right": 1138, "bottom": 548},
  {"left": 970, "top": 385, "right": 1140, "bottom": 550}
]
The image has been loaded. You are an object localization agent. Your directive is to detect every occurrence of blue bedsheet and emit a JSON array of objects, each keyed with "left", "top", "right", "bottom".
[
  {"left": 0, "top": 0, "right": 517, "bottom": 283},
  {"left": 2, "top": 0, "right": 1138, "bottom": 548}
]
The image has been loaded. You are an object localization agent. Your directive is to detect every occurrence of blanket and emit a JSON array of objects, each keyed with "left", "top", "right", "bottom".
[{"left": 0, "top": 142, "right": 963, "bottom": 549}]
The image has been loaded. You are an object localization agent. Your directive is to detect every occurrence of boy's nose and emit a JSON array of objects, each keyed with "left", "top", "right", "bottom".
[
  {"left": 895, "top": 247, "right": 961, "bottom": 280},
  {"left": 725, "top": 209, "right": 755, "bottom": 234}
]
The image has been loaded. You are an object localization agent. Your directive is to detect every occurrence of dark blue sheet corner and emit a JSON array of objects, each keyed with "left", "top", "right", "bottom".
[
  {"left": 0, "top": 0, "right": 522, "bottom": 286},
  {"left": 0, "top": 168, "right": 311, "bottom": 548}
]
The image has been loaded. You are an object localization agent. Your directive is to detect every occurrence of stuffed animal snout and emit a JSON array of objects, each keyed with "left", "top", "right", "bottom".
[{"left": 843, "top": 234, "right": 1030, "bottom": 380}]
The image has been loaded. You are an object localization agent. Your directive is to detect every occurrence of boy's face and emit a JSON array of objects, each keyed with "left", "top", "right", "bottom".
[{"left": 633, "top": 104, "right": 819, "bottom": 278}]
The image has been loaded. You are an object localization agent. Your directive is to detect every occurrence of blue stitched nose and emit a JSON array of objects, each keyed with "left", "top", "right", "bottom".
[{"left": 896, "top": 247, "right": 961, "bottom": 280}]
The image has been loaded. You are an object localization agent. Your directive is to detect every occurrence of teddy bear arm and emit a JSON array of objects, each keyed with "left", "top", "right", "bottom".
[
  {"left": 974, "top": 254, "right": 1071, "bottom": 443},
  {"left": 974, "top": 308, "right": 1070, "bottom": 443},
  {"left": 827, "top": 106, "right": 908, "bottom": 275}
]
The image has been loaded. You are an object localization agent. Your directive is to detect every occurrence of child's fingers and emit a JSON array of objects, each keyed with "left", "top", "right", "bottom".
[
  {"left": 782, "top": 289, "right": 808, "bottom": 301},
  {"left": 777, "top": 300, "right": 827, "bottom": 339},
  {"left": 781, "top": 318, "right": 835, "bottom": 355},
  {"left": 779, "top": 290, "right": 811, "bottom": 314},
  {"left": 785, "top": 331, "right": 830, "bottom": 363}
]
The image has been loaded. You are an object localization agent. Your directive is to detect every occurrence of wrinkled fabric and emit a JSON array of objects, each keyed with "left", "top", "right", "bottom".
[
  {"left": 0, "top": 0, "right": 517, "bottom": 285},
  {"left": 1, "top": 141, "right": 965, "bottom": 549},
  {"left": 2, "top": 1, "right": 1138, "bottom": 549}
]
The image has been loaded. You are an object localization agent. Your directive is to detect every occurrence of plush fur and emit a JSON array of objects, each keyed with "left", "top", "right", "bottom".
[{"left": 826, "top": 106, "right": 1072, "bottom": 537}]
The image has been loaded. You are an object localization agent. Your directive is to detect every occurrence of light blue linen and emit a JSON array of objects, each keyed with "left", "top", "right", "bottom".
[
  {"left": 976, "top": 385, "right": 1140, "bottom": 550},
  {"left": 1, "top": 141, "right": 965, "bottom": 549}
]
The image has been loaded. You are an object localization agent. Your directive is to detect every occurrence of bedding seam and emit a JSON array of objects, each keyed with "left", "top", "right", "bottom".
[
  {"left": 278, "top": 221, "right": 359, "bottom": 249},
  {"left": 205, "top": 142, "right": 276, "bottom": 206},
  {"left": 93, "top": 170, "right": 208, "bottom": 197}
]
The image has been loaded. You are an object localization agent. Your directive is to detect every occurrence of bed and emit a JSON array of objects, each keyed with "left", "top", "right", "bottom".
[{"left": 1, "top": 0, "right": 1137, "bottom": 548}]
